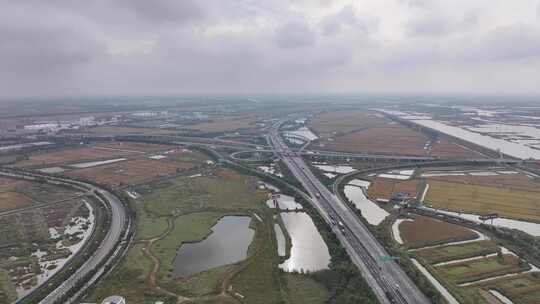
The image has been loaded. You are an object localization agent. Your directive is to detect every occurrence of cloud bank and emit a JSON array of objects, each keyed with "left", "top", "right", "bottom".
[{"left": 1, "top": 0, "right": 540, "bottom": 97}]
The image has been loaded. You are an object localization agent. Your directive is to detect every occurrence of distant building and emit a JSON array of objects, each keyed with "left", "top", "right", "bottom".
[
  {"left": 102, "top": 295, "right": 126, "bottom": 304},
  {"left": 79, "top": 116, "right": 96, "bottom": 126}
]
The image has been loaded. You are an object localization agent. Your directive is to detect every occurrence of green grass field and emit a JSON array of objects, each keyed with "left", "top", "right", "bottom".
[
  {"left": 415, "top": 240, "right": 500, "bottom": 264},
  {"left": 139, "top": 170, "right": 267, "bottom": 217},
  {"left": 230, "top": 214, "right": 283, "bottom": 304},
  {"left": 0, "top": 269, "right": 17, "bottom": 303},
  {"left": 436, "top": 254, "right": 529, "bottom": 284},
  {"left": 86, "top": 244, "right": 166, "bottom": 304},
  {"left": 167, "top": 265, "right": 229, "bottom": 297},
  {"left": 474, "top": 272, "right": 540, "bottom": 304},
  {"left": 284, "top": 273, "right": 331, "bottom": 304}
]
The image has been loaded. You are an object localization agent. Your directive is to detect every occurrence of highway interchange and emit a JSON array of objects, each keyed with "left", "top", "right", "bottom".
[{"left": 6, "top": 119, "right": 527, "bottom": 304}]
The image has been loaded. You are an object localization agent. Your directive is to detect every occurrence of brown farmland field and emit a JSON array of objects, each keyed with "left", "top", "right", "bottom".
[
  {"left": 366, "top": 177, "right": 420, "bottom": 200},
  {"left": 424, "top": 180, "right": 540, "bottom": 222},
  {"left": 317, "top": 125, "right": 430, "bottom": 156},
  {"left": 427, "top": 172, "right": 540, "bottom": 193},
  {"left": 15, "top": 146, "right": 135, "bottom": 167},
  {"left": 0, "top": 192, "right": 33, "bottom": 211},
  {"left": 430, "top": 138, "right": 484, "bottom": 158},
  {"left": 85, "top": 126, "right": 178, "bottom": 135},
  {"left": 399, "top": 215, "right": 477, "bottom": 248},
  {"left": 93, "top": 142, "right": 174, "bottom": 153},
  {"left": 309, "top": 110, "right": 388, "bottom": 137},
  {"left": 187, "top": 116, "right": 262, "bottom": 132},
  {"left": 66, "top": 159, "right": 196, "bottom": 186}
]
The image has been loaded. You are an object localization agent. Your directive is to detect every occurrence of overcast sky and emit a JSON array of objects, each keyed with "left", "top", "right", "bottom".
[{"left": 2, "top": 0, "right": 540, "bottom": 98}]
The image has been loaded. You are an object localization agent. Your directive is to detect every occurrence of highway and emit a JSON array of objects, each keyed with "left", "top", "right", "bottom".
[
  {"left": 268, "top": 124, "right": 430, "bottom": 304},
  {"left": 0, "top": 169, "right": 129, "bottom": 304}
]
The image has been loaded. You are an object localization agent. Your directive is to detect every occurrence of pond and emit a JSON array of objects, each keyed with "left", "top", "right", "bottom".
[
  {"left": 266, "top": 194, "right": 303, "bottom": 210},
  {"left": 343, "top": 184, "right": 389, "bottom": 225},
  {"left": 172, "top": 216, "right": 255, "bottom": 277},
  {"left": 279, "top": 212, "right": 330, "bottom": 272}
]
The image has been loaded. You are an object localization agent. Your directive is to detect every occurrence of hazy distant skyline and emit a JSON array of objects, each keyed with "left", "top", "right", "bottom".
[{"left": 2, "top": 0, "right": 540, "bottom": 98}]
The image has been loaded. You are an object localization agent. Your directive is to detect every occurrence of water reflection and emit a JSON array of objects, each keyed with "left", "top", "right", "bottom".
[
  {"left": 344, "top": 184, "right": 389, "bottom": 225},
  {"left": 279, "top": 212, "right": 330, "bottom": 272},
  {"left": 172, "top": 216, "right": 254, "bottom": 277},
  {"left": 274, "top": 224, "right": 286, "bottom": 257},
  {"left": 266, "top": 194, "right": 303, "bottom": 210}
]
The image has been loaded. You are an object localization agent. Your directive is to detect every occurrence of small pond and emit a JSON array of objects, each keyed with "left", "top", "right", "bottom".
[{"left": 172, "top": 216, "right": 254, "bottom": 277}]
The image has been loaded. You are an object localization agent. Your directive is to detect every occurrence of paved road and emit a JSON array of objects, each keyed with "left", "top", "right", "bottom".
[
  {"left": 268, "top": 124, "right": 430, "bottom": 304},
  {"left": 0, "top": 170, "right": 128, "bottom": 304}
]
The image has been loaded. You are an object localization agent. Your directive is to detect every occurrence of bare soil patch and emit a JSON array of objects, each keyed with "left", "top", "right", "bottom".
[
  {"left": 399, "top": 215, "right": 478, "bottom": 248},
  {"left": 366, "top": 177, "right": 420, "bottom": 200},
  {"left": 0, "top": 192, "right": 33, "bottom": 211},
  {"left": 66, "top": 159, "right": 195, "bottom": 186}
]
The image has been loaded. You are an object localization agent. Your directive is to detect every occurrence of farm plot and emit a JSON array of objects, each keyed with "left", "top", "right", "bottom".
[
  {"left": 366, "top": 177, "right": 420, "bottom": 200},
  {"left": 66, "top": 159, "right": 197, "bottom": 186},
  {"left": 0, "top": 192, "right": 33, "bottom": 211},
  {"left": 426, "top": 171, "right": 540, "bottom": 193},
  {"left": 0, "top": 177, "right": 79, "bottom": 211},
  {"left": 315, "top": 125, "right": 431, "bottom": 156},
  {"left": 15, "top": 146, "right": 135, "bottom": 168},
  {"left": 424, "top": 180, "right": 540, "bottom": 222},
  {"left": 93, "top": 142, "right": 174, "bottom": 153},
  {"left": 399, "top": 215, "right": 478, "bottom": 248},
  {"left": 430, "top": 138, "right": 485, "bottom": 158},
  {"left": 85, "top": 126, "right": 178, "bottom": 135},
  {"left": 414, "top": 240, "right": 500, "bottom": 264},
  {"left": 435, "top": 254, "right": 530, "bottom": 285},
  {"left": 186, "top": 116, "right": 262, "bottom": 133},
  {"left": 309, "top": 110, "right": 388, "bottom": 137},
  {"left": 472, "top": 271, "right": 540, "bottom": 304}
]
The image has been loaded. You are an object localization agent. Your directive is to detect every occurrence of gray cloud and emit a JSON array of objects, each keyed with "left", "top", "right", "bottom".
[
  {"left": 406, "top": 10, "right": 478, "bottom": 37},
  {"left": 117, "top": 0, "right": 205, "bottom": 25},
  {"left": 0, "top": 5, "right": 104, "bottom": 77},
  {"left": 0, "top": 0, "right": 540, "bottom": 97},
  {"left": 273, "top": 21, "right": 315, "bottom": 49}
]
